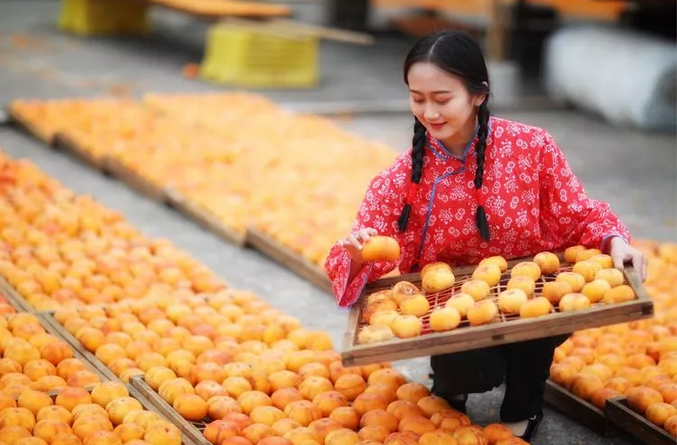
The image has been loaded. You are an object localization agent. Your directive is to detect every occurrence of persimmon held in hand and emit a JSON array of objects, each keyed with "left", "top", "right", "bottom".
[{"left": 361, "top": 236, "right": 400, "bottom": 262}]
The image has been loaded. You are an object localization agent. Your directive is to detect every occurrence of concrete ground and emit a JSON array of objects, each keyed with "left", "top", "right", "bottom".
[{"left": 0, "top": 1, "right": 674, "bottom": 444}]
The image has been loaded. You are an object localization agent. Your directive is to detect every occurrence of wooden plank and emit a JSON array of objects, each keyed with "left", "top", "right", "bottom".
[
  {"left": 53, "top": 132, "right": 110, "bottom": 173},
  {"left": 140, "top": 0, "right": 292, "bottom": 19},
  {"left": 0, "top": 289, "right": 25, "bottom": 314},
  {"left": 9, "top": 309, "right": 199, "bottom": 445},
  {"left": 605, "top": 397, "right": 676, "bottom": 445},
  {"left": 246, "top": 227, "right": 332, "bottom": 294},
  {"left": 5, "top": 106, "right": 55, "bottom": 146},
  {"left": 341, "top": 259, "right": 654, "bottom": 366},
  {"left": 341, "top": 295, "right": 362, "bottom": 354},
  {"left": 40, "top": 313, "right": 121, "bottom": 383},
  {"left": 487, "top": 0, "right": 510, "bottom": 61},
  {"left": 343, "top": 302, "right": 652, "bottom": 366},
  {"left": 267, "top": 18, "right": 375, "bottom": 45},
  {"left": 130, "top": 376, "right": 212, "bottom": 445},
  {"left": 544, "top": 380, "right": 621, "bottom": 436},
  {"left": 104, "top": 156, "right": 168, "bottom": 204},
  {"left": 35, "top": 314, "right": 112, "bottom": 383},
  {"left": 216, "top": 18, "right": 311, "bottom": 41},
  {"left": 0, "top": 276, "right": 34, "bottom": 313},
  {"left": 624, "top": 260, "right": 653, "bottom": 303},
  {"left": 0, "top": 276, "right": 106, "bottom": 316},
  {"left": 218, "top": 16, "right": 375, "bottom": 45},
  {"left": 165, "top": 187, "right": 247, "bottom": 247},
  {"left": 124, "top": 383, "right": 198, "bottom": 445},
  {"left": 0, "top": 276, "right": 102, "bottom": 316}
]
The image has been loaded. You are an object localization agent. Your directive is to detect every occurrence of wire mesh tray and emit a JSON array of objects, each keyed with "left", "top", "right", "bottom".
[{"left": 341, "top": 253, "right": 653, "bottom": 366}]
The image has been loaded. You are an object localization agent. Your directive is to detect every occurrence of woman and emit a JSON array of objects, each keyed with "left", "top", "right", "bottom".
[{"left": 324, "top": 30, "right": 647, "bottom": 442}]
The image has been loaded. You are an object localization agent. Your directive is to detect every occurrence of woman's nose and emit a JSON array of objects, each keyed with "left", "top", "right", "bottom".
[{"left": 424, "top": 107, "right": 440, "bottom": 121}]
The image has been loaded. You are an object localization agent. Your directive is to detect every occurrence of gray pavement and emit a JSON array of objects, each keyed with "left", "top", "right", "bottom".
[{"left": 0, "top": 1, "right": 674, "bottom": 444}]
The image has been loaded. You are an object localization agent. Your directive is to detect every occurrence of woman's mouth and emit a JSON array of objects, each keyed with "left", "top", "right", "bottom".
[{"left": 428, "top": 122, "right": 447, "bottom": 131}]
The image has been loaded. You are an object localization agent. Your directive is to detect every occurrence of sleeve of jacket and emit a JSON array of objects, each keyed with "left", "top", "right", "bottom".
[
  {"left": 324, "top": 152, "right": 409, "bottom": 308},
  {"left": 539, "top": 132, "right": 631, "bottom": 253}
]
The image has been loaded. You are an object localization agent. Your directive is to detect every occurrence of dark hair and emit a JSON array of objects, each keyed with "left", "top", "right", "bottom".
[{"left": 398, "top": 30, "right": 491, "bottom": 242}]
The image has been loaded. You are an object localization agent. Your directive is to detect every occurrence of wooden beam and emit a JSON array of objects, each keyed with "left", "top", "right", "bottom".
[
  {"left": 487, "top": 0, "right": 510, "bottom": 60},
  {"left": 269, "top": 18, "right": 375, "bottom": 45}
]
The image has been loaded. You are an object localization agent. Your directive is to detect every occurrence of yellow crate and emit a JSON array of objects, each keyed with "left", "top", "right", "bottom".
[
  {"left": 200, "top": 23, "right": 319, "bottom": 89},
  {"left": 59, "top": 0, "right": 150, "bottom": 36}
]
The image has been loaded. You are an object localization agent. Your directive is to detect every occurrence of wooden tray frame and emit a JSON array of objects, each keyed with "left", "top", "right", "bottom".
[
  {"left": 605, "top": 397, "right": 676, "bottom": 445},
  {"left": 165, "top": 187, "right": 247, "bottom": 246},
  {"left": 5, "top": 106, "right": 56, "bottom": 146},
  {"left": 246, "top": 227, "right": 332, "bottom": 293},
  {"left": 544, "top": 380, "right": 621, "bottom": 436},
  {"left": 38, "top": 311, "right": 200, "bottom": 444},
  {"left": 53, "top": 132, "right": 111, "bottom": 173},
  {"left": 7, "top": 382, "right": 196, "bottom": 445},
  {"left": 130, "top": 375, "right": 212, "bottom": 445},
  {"left": 0, "top": 303, "right": 109, "bottom": 386},
  {"left": 104, "top": 156, "right": 169, "bottom": 204},
  {"left": 0, "top": 311, "right": 112, "bottom": 385},
  {"left": 128, "top": 382, "right": 199, "bottom": 445},
  {"left": 340, "top": 254, "right": 654, "bottom": 366},
  {"left": 0, "top": 276, "right": 116, "bottom": 316},
  {"left": 0, "top": 298, "right": 196, "bottom": 444},
  {"left": 40, "top": 312, "right": 121, "bottom": 383},
  {"left": 0, "top": 276, "right": 35, "bottom": 313}
]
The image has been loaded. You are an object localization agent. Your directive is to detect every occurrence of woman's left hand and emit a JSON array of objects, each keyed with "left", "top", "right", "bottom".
[{"left": 609, "top": 237, "right": 647, "bottom": 281}]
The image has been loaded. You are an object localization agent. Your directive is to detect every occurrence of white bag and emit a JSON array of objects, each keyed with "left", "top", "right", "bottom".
[{"left": 544, "top": 25, "right": 676, "bottom": 131}]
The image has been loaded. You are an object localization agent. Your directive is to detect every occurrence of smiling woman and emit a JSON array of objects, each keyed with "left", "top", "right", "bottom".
[
  {"left": 325, "top": 30, "right": 648, "bottom": 443},
  {"left": 402, "top": 33, "right": 492, "bottom": 241},
  {"left": 406, "top": 38, "right": 490, "bottom": 157}
]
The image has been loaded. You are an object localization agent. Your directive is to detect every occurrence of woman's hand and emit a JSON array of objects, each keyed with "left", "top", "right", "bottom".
[
  {"left": 609, "top": 237, "right": 647, "bottom": 281},
  {"left": 339, "top": 228, "right": 378, "bottom": 264}
]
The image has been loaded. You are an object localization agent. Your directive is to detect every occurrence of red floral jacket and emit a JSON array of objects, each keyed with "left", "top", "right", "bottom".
[{"left": 325, "top": 117, "right": 631, "bottom": 308}]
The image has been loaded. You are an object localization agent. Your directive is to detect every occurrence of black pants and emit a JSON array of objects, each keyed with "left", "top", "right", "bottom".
[{"left": 430, "top": 334, "right": 569, "bottom": 422}]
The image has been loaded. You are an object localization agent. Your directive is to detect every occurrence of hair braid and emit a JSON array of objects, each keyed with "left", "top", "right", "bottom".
[
  {"left": 397, "top": 118, "right": 427, "bottom": 232},
  {"left": 474, "top": 100, "right": 491, "bottom": 241}
]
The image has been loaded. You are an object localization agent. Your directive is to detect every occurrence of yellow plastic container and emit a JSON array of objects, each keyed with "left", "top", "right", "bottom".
[
  {"left": 200, "top": 23, "right": 319, "bottom": 89},
  {"left": 59, "top": 0, "right": 150, "bottom": 36}
]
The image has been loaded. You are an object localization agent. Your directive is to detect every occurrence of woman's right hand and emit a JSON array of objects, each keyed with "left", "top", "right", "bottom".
[{"left": 339, "top": 228, "right": 378, "bottom": 263}]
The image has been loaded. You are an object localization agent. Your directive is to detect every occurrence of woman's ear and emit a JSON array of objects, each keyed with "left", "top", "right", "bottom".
[{"left": 475, "top": 94, "right": 488, "bottom": 107}]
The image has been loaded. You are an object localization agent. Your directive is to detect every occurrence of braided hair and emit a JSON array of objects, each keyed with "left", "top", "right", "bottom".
[
  {"left": 400, "top": 30, "right": 492, "bottom": 241},
  {"left": 397, "top": 118, "right": 426, "bottom": 231},
  {"left": 473, "top": 98, "right": 491, "bottom": 241}
]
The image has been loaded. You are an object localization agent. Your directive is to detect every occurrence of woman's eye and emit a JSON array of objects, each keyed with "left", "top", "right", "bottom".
[
  {"left": 412, "top": 98, "right": 424, "bottom": 104},
  {"left": 436, "top": 99, "right": 450, "bottom": 105}
]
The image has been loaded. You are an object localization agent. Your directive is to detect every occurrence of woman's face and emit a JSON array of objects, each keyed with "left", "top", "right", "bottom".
[{"left": 407, "top": 62, "right": 485, "bottom": 150}]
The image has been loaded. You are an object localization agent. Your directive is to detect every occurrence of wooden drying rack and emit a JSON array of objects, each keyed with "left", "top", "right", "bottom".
[
  {"left": 605, "top": 397, "right": 676, "bottom": 445},
  {"left": 341, "top": 253, "right": 654, "bottom": 366}
]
